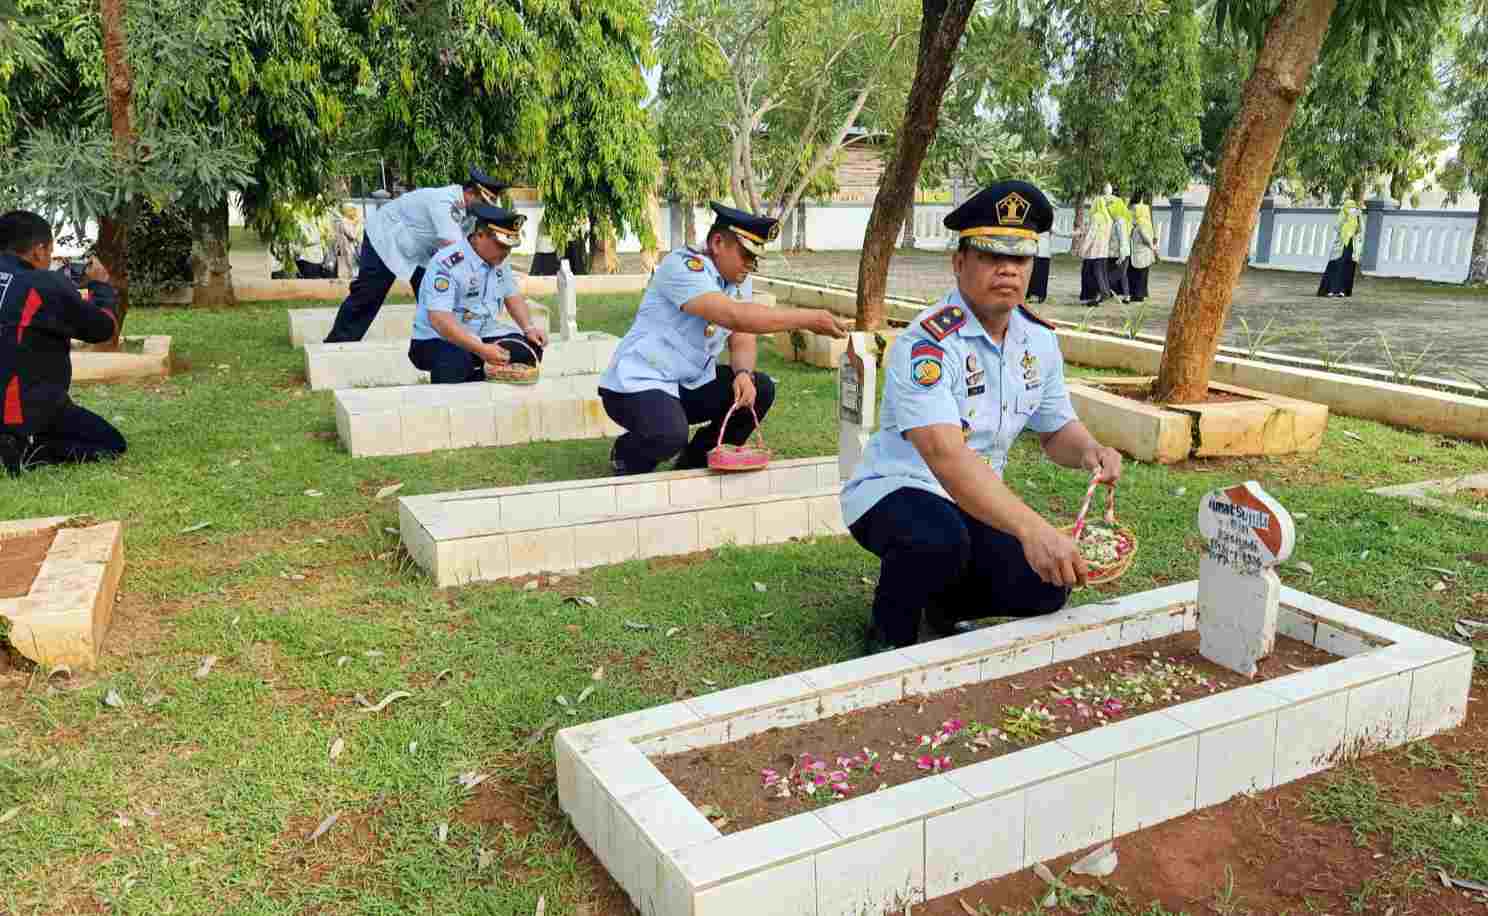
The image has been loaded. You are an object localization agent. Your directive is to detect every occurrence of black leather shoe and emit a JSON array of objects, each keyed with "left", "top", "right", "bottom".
[{"left": 863, "top": 624, "right": 897, "bottom": 656}]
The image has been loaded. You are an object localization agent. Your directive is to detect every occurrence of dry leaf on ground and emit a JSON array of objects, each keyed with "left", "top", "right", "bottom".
[
  {"left": 374, "top": 483, "right": 404, "bottom": 501},
  {"left": 357, "top": 690, "right": 412, "bottom": 713},
  {"left": 194, "top": 656, "right": 217, "bottom": 679},
  {"left": 307, "top": 813, "right": 338, "bottom": 842},
  {"left": 329, "top": 738, "right": 345, "bottom": 761}
]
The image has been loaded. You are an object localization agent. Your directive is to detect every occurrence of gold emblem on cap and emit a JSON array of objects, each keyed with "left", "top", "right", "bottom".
[
  {"left": 997, "top": 192, "right": 1031, "bottom": 225},
  {"left": 767, "top": 222, "right": 780, "bottom": 241}
]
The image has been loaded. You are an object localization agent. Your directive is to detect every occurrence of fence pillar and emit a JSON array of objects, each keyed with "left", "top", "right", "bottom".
[
  {"left": 1253, "top": 197, "right": 1276, "bottom": 265},
  {"left": 1361, "top": 197, "right": 1390, "bottom": 272},
  {"left": 1166, "top": 197, "right": 1186, "bottom": 259}
]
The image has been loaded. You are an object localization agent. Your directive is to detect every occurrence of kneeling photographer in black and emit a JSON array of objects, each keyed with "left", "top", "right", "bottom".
[{"left": 0, "top": 210, "right": 127, "bottom": 474}]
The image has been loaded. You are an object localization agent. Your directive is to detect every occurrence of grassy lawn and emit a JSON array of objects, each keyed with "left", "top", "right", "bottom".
[{"left": 2, "top": 292, "right": 1487, "bottom": 915}]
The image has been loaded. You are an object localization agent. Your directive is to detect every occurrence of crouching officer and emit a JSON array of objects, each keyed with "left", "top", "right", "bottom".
[
  {"left": 408, "top": 204, "right": 546, "bottom": 383},
  {"left": 0, "top": 210, "right": 126, "bottom": 474},
  {"left": 839, "top": 182, "right": 1123, "bottom": 654},
  {"left": 598, "top": 203, "right": 850, "bottom": 474},
  {"left": 324, "top": 166, "right": 509, "bottom": 343}
]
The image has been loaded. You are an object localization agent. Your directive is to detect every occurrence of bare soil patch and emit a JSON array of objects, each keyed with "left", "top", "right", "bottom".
[
  {"left": 905, "top": 672, "right": 1488, "bottom": 916},
  {"left": 657, "top": 631, "right": 1335, "bottom": 834},
  {"left": 1096, "top": 383, "right": 1259, "bottom": 405},
  {"left": 0, "top": 526, "right": 58, "bottom": 597}
]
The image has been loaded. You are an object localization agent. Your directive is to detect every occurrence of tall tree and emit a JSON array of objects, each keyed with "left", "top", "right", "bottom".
[
  {"left": 97, "top": 0, "right": 135, "bottom": 339},
  {"left": 1153, "top": 0, "right": 1450, "bottom": 402},
  {"left": 854, "top": 0, "right": 977, "bottom": 329},
  {"left": 1444, "top": 5, "right": 1488, "bottom": 284},
  {"left": 1277, "top": 19, "right": 1453, "bottom": 205},
  {"left": 656, "top": 0, "right": 917, "bottom": 220},
  {"left": 529, "top": 0, "right": 659, "bottom": 274}
]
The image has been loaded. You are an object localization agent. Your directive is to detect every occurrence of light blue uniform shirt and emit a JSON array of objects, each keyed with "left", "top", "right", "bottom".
[
  {"left": 599, "top": 247, "right": 753, "bottom": 397},
  {"left": 364, "top": 185, "right": 468, "bottom": 280},
  {"left": 412, "top": 238, "right": 521, "bottom": 341},
  {"left": 840, "top": 290, "right": 1078, "bottom": 526}
]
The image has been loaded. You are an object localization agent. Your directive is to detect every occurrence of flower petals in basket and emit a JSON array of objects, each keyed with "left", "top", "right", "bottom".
[
  {"left": 1063, "top": 477, "right": 1136, "bottom": 586},
  {"left": 484, "top": 361, "right": 540, "bottom": 385}
]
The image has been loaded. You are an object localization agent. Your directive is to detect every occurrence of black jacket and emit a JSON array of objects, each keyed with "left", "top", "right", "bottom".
[{"left": 0, "top": 253, "right": 119, "bottom": 435}]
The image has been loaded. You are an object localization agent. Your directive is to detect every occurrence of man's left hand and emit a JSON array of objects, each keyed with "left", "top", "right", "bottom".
[
  {"left": 1083, "top": 445, "right": 1123, "bottom": 485},
  {"left": 732, "top": 370, "right": 757, "bottom": 408},
  {"left": 524, "top": 325, "right": 548, "bottom": 348}
]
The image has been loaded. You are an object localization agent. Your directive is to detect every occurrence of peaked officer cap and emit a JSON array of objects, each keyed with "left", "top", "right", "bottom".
[
  {"left": 470, "top": 203, "right": 526, "bottom": 247},
  {"left": 709, "top": 202, "right": 780, "bottom": 258},
  {"left": 467, "top": 167, "right": 510, "bottom": 204},
  {"left": 943, "top": 180, "right": 1054, "bottom": 256}
]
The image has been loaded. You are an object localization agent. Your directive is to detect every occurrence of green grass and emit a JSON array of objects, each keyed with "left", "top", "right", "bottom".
[{"left": 2, "top": 293, "right": 1488, "bottom": 914}]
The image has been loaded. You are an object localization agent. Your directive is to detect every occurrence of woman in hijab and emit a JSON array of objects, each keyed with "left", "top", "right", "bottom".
[
  {"left": 1076, "top": 196, "right": 1113, "bottom": 306},
  {"left": 1106, "top": 196, "right": 1131, "bottom": 303},
  {"left": 1317, "top": 199, "right": 1362, "bottom": 298},
  {"left": 1127, "top": 196, "right": 1160, "bottom": 303}
]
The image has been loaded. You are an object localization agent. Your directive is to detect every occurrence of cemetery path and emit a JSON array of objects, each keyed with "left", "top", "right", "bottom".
[{"left": 610, "top": 251, "right": 1488, "bottom": 380}]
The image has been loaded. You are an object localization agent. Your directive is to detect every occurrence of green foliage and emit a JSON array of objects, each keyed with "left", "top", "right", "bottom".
[
  {"left": 656, "top": 0, "right": 918, "bottom": 217},
  {"left": 1049, "top": 0, "right": 1202, "bottom": 202},
  {"left": 1191, "top": 26, "right": 1253, "bottom": 180},
  {"left": 529, "top": 0, "right": 658, "bottom": 250},
  {"left": 1445, "top": 7, "right": 1488, "bottom": 196},
  {"left": 1276, "top": 16, "right": 1454, "bottom": 204}
]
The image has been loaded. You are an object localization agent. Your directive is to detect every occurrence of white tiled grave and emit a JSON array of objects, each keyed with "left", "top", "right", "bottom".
[
  {"left": 287, "top": 302, "right": 550, "bottom": 348},
  {"left": 399, "top": 456, "right": 845, "bottom": 586},
  {"left": 555, "top": 585, "right": 1473, "bottom": 916},
  {"left": 304, "top": 332, "right": 619, "bottom": 391},
  {"left": 333, "top": 375, "right": 614, "bottom": 457}
]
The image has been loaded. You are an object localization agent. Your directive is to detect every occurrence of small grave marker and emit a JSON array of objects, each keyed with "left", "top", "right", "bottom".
[
  {"left": 1197, "top": 481, "right": 1296, "bottom": 676},
  {"left": 839, "top": 332, "right": 875, "bottom": 481},
  {"left": 558, "top": 259, "right": 578, "bottom": 342}
]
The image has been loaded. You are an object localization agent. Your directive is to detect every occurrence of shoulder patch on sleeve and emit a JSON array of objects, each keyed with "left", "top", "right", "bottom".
[
  {"left": 921, "top": 304, "right": 968, "bottom": 341},
  {"left": 684, "top": 256, "right": 705, "bottom": 272},
  {"left": 909, "top": 340, "right": 946, "bottom": 389},
  {"left": 439, "top": 250, "right": 465, "bottom": 269},
  {"left": 1018, "top": 304, "right": 1057, "bottom": 331},
  {"left": 432, "top": 276, "right": 450, "bottom": 292}
]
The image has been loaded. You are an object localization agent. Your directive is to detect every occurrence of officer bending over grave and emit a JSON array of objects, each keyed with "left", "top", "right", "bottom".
[
  {"left": 0, "top": 210, "right": 126, "bottom": 474},
  {"left": 598, "top": 203, "right": 851, "bottom": 474},
  {"left": 323, "top": 167, "right": 509, "bottom": 343},
  {"left": 407, "top": 204, "right": 547, "bottom": 384},
  {"left": 839, "top": 182, "right": 1124, "bottom": 655}
]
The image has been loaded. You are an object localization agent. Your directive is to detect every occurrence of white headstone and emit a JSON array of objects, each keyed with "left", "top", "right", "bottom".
[
  {"left": 839, "top": 332, "right": 875, "bottom": 481},
  {"left": 557, "top": 259, "right": 578, "bottom": 342},
  {"left": 1197, "top": 481, "right": 1296, "bottom": 677}
]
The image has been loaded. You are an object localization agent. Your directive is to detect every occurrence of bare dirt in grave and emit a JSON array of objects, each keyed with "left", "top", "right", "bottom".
[
  {"left": 0, "top": 526, "right": 58, "bottom": 598},
  {"left": 901, "top": 673, "right": 1488, "bottom": 916},
  {"left": 656, "top": 632, "right": 1336, "bottom": 834},
  {"left": 1095, "top": 384, "right": 1258, "bottom": 406}
]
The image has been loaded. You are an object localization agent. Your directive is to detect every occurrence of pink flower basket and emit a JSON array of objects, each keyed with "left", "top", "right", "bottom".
[{"left": 707, "top": 401, "right": 772, "bottom": 472}]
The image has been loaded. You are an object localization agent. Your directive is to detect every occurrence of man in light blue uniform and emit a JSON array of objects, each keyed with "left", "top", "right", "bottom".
[
  {"left": 408, "top": 204, "right": 547, "bottom": 383},
  {"left": 598, "top": 203, "right": 849, "bottom": 474},
  {"left": 323, "top": 167, "right": 508, "bottom": 343},
  {"left": 841, "top": 181, "right": 1124, "bottom": 654}
]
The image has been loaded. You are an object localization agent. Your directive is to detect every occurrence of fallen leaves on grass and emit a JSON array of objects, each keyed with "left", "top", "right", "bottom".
[
  {"left": 179, "top": 521, "right": 212, "bottom": 534},
  {"left": 194, "top": 656, "right": 217, "bottom": 679},
  {"left": 307, "top": 813, "right": 338, "bottom": 842},
  {"left": 355, "top": 690, "right": 411, "bottom": 713},
  {"left": 329, "top": 738, "right": 345, "bottom": 761},
  {"left": 374, "top": 483, "right": 404, "bottom": 501},
  {"left": 102, "top": 689, "right": 124, "bottom": 709}
]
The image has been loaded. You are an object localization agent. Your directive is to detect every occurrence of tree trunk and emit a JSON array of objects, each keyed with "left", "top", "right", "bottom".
[
  {"left": 589, "top": 216, "right": 618, "bottom": 275},
  {"left": 899, "top": 209, "right": 917, "bottom": 250},
  {"left": 683, "top": 202, "right": 697, "bottom": 250},
  {"left": 98, "top": 0, "right": 136, "bottom": 348},
  {"left": 639, "top": 188, "right": 662, "bottom": 274},
  {"left": 854, "top": 0, "right": 978, "bottom": 329},
  {"left": 1153, "top": 0, "right": 1337, "bottom": 402},
  {"left": 189, "top": 197, "right": 236, "bottom": 307},
  {"left": 1468, "top": 192, "right": 1488, "bottom": 286}
]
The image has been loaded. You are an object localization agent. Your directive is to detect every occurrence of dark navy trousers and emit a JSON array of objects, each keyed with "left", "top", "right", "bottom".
[
  {"left": 599, "top": 367, "right": 775, "bottom": 474},
  {"left": 408, "top": 334, "right": 544, "bottom": 385},
  {"left": 2, "top": 400, "right": 125, "bottom": 474},
  {"left": 323, "top": 238, "right": 424, "bottom": 343},
  {"left": 848, "top": 487, "right": 1071, "bottom": 648}
]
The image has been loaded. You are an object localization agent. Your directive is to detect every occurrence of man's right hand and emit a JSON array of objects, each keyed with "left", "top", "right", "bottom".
[
  {"left": 806, "top": 310, "right": 852, "bottom": 339},
  {"left": 84, "top": 258, "right": 111, "bottom": 285},
  {"left": 1021, "top": 521, "right": 1088, "bottom": 589}
]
